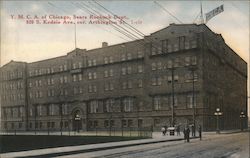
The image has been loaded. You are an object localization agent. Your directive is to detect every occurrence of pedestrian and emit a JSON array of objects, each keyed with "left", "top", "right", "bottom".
[
  {"left": 198, "top": 125, "right": 202, "bottom": 140},
  {"left": 186, "top": 127, "right": 190, "bottom": 142},
  {"left": 177, "top": 125, "right": 180, "bottom": 136},
  {"left": 161, "top": 126, "right": 166, "bottom": 136},
  {"left": 191, "top": 124, "right": 195, "bottom": 137},
  {"left": 183, "top": 127, "right": 187, "bottom": 142},
  {"left": 165, "top": 125, "right": 168, "bottom": 135}
]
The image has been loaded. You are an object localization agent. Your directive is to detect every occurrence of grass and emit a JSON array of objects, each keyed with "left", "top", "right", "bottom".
[{"left": 0, "top": 135, "right": 148, "bottom": 153}]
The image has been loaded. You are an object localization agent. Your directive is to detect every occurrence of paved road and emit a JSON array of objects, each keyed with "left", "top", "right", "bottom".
[{"left": 58, "top": 132, "right": 249, "bottom": 158}]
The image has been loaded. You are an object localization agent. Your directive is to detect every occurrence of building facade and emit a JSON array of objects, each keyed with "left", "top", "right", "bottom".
[{"left": 0, "top": 24, "right": 247, "bottom": 132}]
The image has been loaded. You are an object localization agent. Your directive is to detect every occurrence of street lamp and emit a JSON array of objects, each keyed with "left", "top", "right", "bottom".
[
  {"left": 189, "top": 66, "right": 197, "bottom": 137},
  {"left": 240, "top": 111, "right": 246, "bottom": 131},
  {"left": 214, "top": 108, "right": 223, "bottom": 134},
  {"left": 74, "top": 114, "right": 81, "bottom": 133}
]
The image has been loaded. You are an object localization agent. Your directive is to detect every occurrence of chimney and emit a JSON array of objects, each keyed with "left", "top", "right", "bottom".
[{"left": 102, "top": 42, "right": 108, "bottom": 48}]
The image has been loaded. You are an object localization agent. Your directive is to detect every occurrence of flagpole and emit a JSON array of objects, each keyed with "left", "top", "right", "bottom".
[{"left": 200, "top": 1, "right": 204, "bottom": 24}]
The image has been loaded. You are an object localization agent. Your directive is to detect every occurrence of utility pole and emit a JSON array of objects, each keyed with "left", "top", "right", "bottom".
[{"left": 170, "top": 67, "right": 175, "bottom": 127}]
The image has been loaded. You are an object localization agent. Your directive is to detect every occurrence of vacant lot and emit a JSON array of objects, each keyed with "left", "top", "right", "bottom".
[{"left": 0, "top": 135, "right": 147, "bottom": 153}]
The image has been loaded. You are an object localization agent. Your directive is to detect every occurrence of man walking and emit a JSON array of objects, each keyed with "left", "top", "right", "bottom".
[
  {"left": 191, "top": 124, "right": 195, "bottom": 137},
  {"left": 186, "top": 127, "right": 190, "bottom": 142},
  {"left": 198, "top": 125, "right": 202, "bottom": 140}
]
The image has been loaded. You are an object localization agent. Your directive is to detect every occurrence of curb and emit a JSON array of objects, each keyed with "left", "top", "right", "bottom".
[{"left": 15, "top": 137, "right": 198, "bottom": 158}]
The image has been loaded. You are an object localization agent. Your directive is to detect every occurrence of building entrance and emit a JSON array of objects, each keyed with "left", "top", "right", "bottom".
[{"left": 72, "top": 110, "right": 82, "bottom": 132}]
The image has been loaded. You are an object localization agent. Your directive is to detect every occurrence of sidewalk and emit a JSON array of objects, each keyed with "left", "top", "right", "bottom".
[{"left": 1, "top": 132, "right": 192, "bottom": 158}]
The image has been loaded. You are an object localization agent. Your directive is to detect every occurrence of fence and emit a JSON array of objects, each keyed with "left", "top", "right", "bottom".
[{"left": 0, "top": 127, "right": 153, "bottom": 138}]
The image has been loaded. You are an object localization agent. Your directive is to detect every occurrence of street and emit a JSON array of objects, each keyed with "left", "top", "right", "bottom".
[{"left": 57, "top": 132, "right": 249, "bottom": 158}]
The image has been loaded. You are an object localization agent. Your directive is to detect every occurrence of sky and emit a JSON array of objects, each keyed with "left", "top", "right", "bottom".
[{"left": 0, "top": 1, "right": 250, "bottom": 116}]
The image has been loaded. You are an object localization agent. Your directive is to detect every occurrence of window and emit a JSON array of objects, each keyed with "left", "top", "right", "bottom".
[
  {"left": 109, "top": 69, "right": 113, "bottom": 77},
  {"left": 64, "top": 76, "right": 68, "bottom": 83},
  {"left": 170, "top": 96, "right": 178, "bottom": 107},
  {"left": 90, "top": 101, "right": 99, "bottom": 113},
  {"left": 74, "top": 87, "right": 78, "bottom": 94},
  {"left": 187, "top": 94, "right": 196, "bottom": 108},
  {"left": 151, "top": 62, "right": 156, "bottom": 71},
  {"left": 78, "top": 74, "right": 82, "bottom": 81},
  {"left": 93, "top": 72, "right": 97, "bottom": 79},
  {"left": 60, "top": 77, "right": 64, "bottom": 84},
  {"left": 88, "top": 72, "right": 92, "bottom": 80},
  {"left": 121, "top": 54, "right": 126, "bottom": 61},
  {"left": 109, "top": 56, "right": 113, "bottom": 63},
  {"left": 157, "top": 62, "right": 162, "bottom": 70},
  {"left": 104, "top": 120, "right": 109, "bottom": 127},
  {"left": 49, "top": 104, "right": 56, "bottom": 115},
  {"left": 92, "top": 59, "right": 97, "bottom": 66},
  {"left": 138, "top": 79, "right": 143, "bottom": 88},
  {"left": 122, "top": 67, "right": 126, "bottom": 75},
  {"left": 64, "top": 64, "right": 67, "bottom": 71},
  {"left": 104, "top": 70, "right": 108, "bottom": 77},
  {"left": 152, "top": 77, "right": 161, "bottom": 86},
  {"left": 73, "top": 63, "right": 77, "bottom": 69},
  {"left": 79, "top": 87, "right": 83, "bottom": 94},
  {"left": 174, "top": 75, "right": 179, "bottom": 82},
  {"left": 123, "top": 98, "right": 133, "bottom": 112},
  {"left": 127, "top": 53, "right": 132, "bottom": 60},
  {"left": 104, "top": 99, "right": 114, "bottom": 112},
  {"left": 153, "top": 96, "right": 161, "bottom": 110},
  {"left": 29, "top": 108, "right": 33, "bottom": 116},
  {"left": 39, "top": 91, "right": 43, "bottom": 98},
  {"left": 60, "top": 65, "right": 63, "bottom": 71},
  {"left": 185, "top": 56, "right": 191, "bottom": 66},
  {"left": 151, "top": 45, "right": 157, "bottom": 55},
  {"left": 128, "top": 81, "right": 132, "bottom": 89},
  {"left": 191, "top": 56, "right": 197, "bottom": 65},
  {"left": 29, "top": 92, "right": 33, "bottom": 98},
  {"left": 174, "top": 43, "right": 179, "bottom": 51},
  {"left": 62, "top": 104, "right": 68, "bottom": 115},
  {"left": 122, "top": 82, "right": 127, "bottom": 89},
  {"left": 37, "top": 105, "right": 43, "bottom": 116},
  {"left": 138, "top": 65, "right": 143, "bottom": 73},
  {"left": 161, "top": 39, "right": 168, "bottom": 53},
  {"left": 157, "top": 46, "right": 162, "bottom": 54},
  {"left": 127, "top": 66, "right": 132, "bottom": 74},
  {"left": 167, "top": 60, "right": 173, "bottom": 68},
  {"left": 88, "top": 60, "right": 92, "bottom": 66},
  {"left": 79, "top": 62, "right": 82, "bottom": 68},
  {"left": 88, "top": 72, "right": 97, "bottom": 80},
  {"left": 185, "top": 72, "right": 198, "bottom": 82},
  {"left": 168, "top": 44, "right": 173, "bottom": 53},
  {"left": 154, "top": 119, "right": 160, "bottom": 126},
  {"left": 191, "top": 40, "right": 197, "bottom": 48},
  {"left": 104, "top": 82, "right": 114, "bottom": 91},
  {"left": 88, "top": 85, "right": 97, "bottom": 93},
  {"left": 122, "top": 120, "right": 127, "bottom": 127},
  {"left": 137, "top": 51, "right": 143, "bottom": 58},
  {"left": 73, "top": 75, "right": 77, "bottom": 82},
  {"left": 174, "top": 58, "right": 180, "bottom": 67},
  {"left": 104, "top": 57, "right": 108, "bottom": 64}
]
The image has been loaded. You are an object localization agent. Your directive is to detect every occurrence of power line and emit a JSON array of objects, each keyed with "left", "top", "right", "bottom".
[
  {"left": 93, "top": 1, "right": 146, "bottom": 38},
  {"left": 80, "top": 2, "right": 142, "bottom": 40},
  {"left": 48, "top": 2, "right": 77, "bottom": 49},
  {"left": 154, "top": 1, "right": 183, "bottom": 24},
  {"left": 90, "top": 1, "right": 161, "bottom": 51},
  {"left": 74, "top": 2, "right": 139, "bottom": 41}
]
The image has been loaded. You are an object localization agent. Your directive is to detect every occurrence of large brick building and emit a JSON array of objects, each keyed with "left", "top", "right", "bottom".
[{"left": 0, "top": 23, "right": 247, "bottom": 132}]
